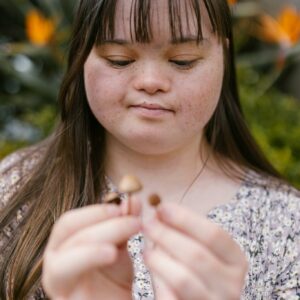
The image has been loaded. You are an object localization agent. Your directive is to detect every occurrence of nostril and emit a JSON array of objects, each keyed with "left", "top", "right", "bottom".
[{"left": 134, "top": 77, "right": 171, "bottom": 94}]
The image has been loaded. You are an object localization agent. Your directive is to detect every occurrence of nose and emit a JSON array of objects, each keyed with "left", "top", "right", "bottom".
[{"left": 133, "top": 63, "right": 171, "bottom": 94}]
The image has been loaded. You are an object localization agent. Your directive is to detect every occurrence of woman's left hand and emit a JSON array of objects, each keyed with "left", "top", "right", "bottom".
[{"left": 142, "top": 202, "right": 248, "bottom": 300}]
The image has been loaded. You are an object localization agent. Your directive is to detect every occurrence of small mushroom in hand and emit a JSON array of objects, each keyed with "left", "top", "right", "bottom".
[
  {"left": 148, "top": 194, "right": 161, "bottom": 207},
  {"left": 119, "top": 175, "right": 143, "bottom": 194},
  {"left": 119, "top": 175, "right": 143, "bottom": 214}
]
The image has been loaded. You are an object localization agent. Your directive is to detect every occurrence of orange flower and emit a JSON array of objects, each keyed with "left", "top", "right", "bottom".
[
  {"left": 257, "top": 6, "right": 300, "bottom": 47},
  {"left": 26, "top": 9, "right": 55, "bottom": 46},
  {"left": 228, "top": 0, "right": 237, "bottom": 5}
]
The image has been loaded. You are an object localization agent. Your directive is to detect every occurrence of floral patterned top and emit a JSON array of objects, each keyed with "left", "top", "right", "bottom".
[{"left": 0, "top": 149, "right": 300, "bottom": 299}]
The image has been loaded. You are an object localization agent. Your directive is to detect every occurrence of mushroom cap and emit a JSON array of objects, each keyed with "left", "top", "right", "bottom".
[
  {"left": 148, "top": 194, "right": 161, "bottom": 206},
  {"left": 119, "top": 175, "right": 143, "bottom": 193}
]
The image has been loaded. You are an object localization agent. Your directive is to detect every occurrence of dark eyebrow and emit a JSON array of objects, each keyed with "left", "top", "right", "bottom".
[
  {"left": 170, "top": 36, "right": 208, "bottom": 45},
  {"left": 101, "top": 39, "right": 131, "bottom": 45},
  {"left": 100, "top": 37, "right": 209, "bottom": 46}
]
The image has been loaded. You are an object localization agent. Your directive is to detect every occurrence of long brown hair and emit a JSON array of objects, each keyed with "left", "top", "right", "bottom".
[{"left": 0, "top": 0, "right": 280, "bottom": 298}]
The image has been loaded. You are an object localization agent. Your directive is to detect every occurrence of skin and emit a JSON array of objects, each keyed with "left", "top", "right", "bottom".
[
  {"left": 42, "top": 199, "right": 142, "bottom": 299},
  {"left": 84, "top": 1, "right": 223, "bottom": 156},
  {"left": 143, "top": 203, "right": 248, "bottom": 299},
  {"left": 42, "top": 0, "right": 248, "bottom": 299}
]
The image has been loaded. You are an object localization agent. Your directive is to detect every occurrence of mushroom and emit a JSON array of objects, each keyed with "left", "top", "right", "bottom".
[
  {"left": 119, "top": 175, "right": 143, "bottom": 214},
  {"left": 119, "top": 175, "right": 143, "bottom": 194},
  {"left": 148, "top": 194, "right": 161, "bottom": 207}
]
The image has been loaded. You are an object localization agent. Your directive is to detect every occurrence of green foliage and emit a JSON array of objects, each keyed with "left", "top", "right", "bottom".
[
  {"left": 0, "top": 140, "right": 29, "bottom": 158},
  {"left": 239, "top": 66, "right": 300, "bottom": 188},
  {"left": 0, "top": 0, "right": 71, "bottom": 158}
]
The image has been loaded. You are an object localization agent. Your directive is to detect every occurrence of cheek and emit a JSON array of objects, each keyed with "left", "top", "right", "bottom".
[
  {"left": 85, "top": 67, "right": 114, "bottom": 106},
  {"left": 84, "top": 65, "right": 124, "bottom": 124},
  {"left": 179, "top": 66, "right": 223, "bottom": 130}
]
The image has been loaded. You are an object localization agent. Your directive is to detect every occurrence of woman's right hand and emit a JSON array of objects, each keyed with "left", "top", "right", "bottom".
[{"left": 42, "top": 198, "right": 142, "bottom": 300}]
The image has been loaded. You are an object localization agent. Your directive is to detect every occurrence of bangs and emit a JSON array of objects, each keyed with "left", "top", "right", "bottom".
[{"left": 90, "top": 0, "right": 230, "bottom": 45}]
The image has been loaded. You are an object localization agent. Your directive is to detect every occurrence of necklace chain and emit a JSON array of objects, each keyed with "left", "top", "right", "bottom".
[
  {"left": 178, "top": 154, "right": 210, "bottom": 205},
  {"left": 105, "top": 154, "right": 210, "bottom": 204}
]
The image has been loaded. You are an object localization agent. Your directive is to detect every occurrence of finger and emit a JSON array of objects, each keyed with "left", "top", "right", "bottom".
[
  {"left": 48, "top": 204, "right": 122, "bottom": 250},
  {"left": 60, "top": 216, "right": 141, "bottom": 250},
  {"left": 129, "top": 195, "right": 142, "bottom": 216},
  {"left": 152, "top": 274, "right": 178, "bottom": 300},
  {"left": 157, "top": 202, "right": 243, "bottom": 264},
  {"left": 43, "top": 244, "right": 117, "bottom": 297},
  {"left": 144, "top": 247, "right": 211, "bottom": 300},
  {"left": 143, "top": 217, "right": 227, "bottom": 288}
]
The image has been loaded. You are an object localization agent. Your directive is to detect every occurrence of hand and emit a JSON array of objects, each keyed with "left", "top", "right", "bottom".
[
  {"left": 42, "top": 198, "right": 142, "bottom": 300},
  {"left": 142, "top": 203, "right": 248, "bottom": 300}
]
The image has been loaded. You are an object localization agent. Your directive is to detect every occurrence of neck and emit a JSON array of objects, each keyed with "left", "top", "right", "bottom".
[{"left": 104, "top": 134, "right": 212, "bottom": 203}]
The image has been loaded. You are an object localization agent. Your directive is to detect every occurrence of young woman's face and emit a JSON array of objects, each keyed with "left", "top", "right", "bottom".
[{"left": 84, "top": 0, "right": 224, "bottom": 155}]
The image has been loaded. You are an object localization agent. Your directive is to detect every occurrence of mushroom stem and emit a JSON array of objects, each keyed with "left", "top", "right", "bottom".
[
  {"left": 127, "top": 192, "right": 132, "bottom": 214},
  {"left": 118, "top": 175, "right": 143, "bottom": 215}
]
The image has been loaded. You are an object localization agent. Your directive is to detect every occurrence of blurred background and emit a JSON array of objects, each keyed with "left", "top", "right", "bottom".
[{"left": 0, "top": 0, "right": 300, "bottom": 187}]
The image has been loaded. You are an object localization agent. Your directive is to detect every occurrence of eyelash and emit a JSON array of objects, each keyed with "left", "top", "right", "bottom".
[
  {"left": 106, "top": 59, "right": 134, "bottom": 67},
  {"left": 169, "top": 59, "right": 199, "bottom": 69},
  {"left": 106, "top": 59, "right": 199, "bottom": 70}
]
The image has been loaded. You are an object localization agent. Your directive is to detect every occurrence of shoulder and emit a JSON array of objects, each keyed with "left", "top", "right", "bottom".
[
  {"left": 210, "top": 170, "right": 300, "bottom": 228},
  {"left": 239, "top": 171, "right": 300, "bottom": 220},
  {"left": 239, "top": 172, "right": 300, "bottom": 294},
  {"left": 210, "top": 170, "right": 300, "bottom": 264},
  {"left": 231, "top": 170, "right": 300, "bottom": 243},
  {"left": 0, "top": 146, "right": 42, "bottom": 173},
  {"left": 222, "top": 171, "right": 300, "bottom": 298},
  {"left": 0, "top": 146, "right": 43, "bottom": 209},
  {"left": 245, "top": 172, "right": 300, "bottom": 258}
]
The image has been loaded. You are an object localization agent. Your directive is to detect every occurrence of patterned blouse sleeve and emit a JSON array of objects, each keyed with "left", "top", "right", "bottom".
[
  {"left": 0, "top": 149, "right": 37, "bottom": 209},
  {"left": 0, "top": 148, "right": 40, "bottom": 257},
  {"left": 0, "top": 149, "right": 47, "bottom": 299},
  {"left": 271, "top": 189, "right": 300, "bottom": 299}
]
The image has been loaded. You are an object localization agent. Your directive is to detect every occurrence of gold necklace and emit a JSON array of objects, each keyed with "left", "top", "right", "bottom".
[
  {"left": 178, "top": 154, "right": 210, "bottom": 205},
  {"left": 104, "top": 154, "right": 210, "bottom": 205}
]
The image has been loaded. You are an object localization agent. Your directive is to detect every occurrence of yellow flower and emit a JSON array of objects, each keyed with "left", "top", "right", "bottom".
[
  {"left": 257, "top": 6, "right": 300, "bottom": 47},
  {"left": 26, "top": 9, "right": 55, "bottom": 46}
]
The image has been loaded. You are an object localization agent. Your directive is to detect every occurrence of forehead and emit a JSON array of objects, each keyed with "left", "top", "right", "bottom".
[{"left": 112, "top": 0, "right": 213, "bottom": 42}]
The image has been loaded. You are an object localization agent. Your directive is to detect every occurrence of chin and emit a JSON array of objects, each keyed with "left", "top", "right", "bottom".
[{"left": 119, "top": 134, "right": 180, "bottom": 156}]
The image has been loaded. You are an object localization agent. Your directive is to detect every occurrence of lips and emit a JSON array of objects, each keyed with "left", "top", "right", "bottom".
[
  {"left": 130, "top": 103, "right": 172, "bottom": 111},
  {"left": 129, "top": 102, "right": 174, "bottom": 118}
]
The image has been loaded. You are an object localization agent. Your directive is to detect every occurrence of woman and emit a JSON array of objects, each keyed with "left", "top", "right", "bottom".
[{"left": 0, "top": 0, "right": 299, "bottom": 299}]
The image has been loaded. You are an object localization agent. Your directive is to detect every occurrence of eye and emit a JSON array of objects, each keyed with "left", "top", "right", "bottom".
[
  {"left": 106, "top": 59, "right": 135, "bottom": 68},
  {"left": 169, "top": 59, "right": 199, "bottom": 69}
]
